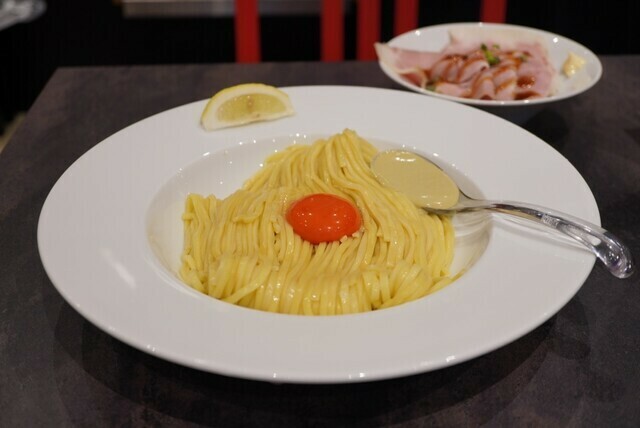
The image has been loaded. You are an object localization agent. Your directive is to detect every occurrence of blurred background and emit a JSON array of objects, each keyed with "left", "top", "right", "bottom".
[{"left": 1, "top": 0, "right": 639, "bottom": 152}]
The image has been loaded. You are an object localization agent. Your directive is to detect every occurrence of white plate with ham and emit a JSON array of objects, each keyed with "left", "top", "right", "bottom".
[{"left": 376, "top": 22, "right": 602, "bottom": 113}]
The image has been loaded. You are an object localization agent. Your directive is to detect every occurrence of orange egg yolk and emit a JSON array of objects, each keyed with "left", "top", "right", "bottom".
[{"left": 286, "top": 194, "right": 362, "bottom": 244}]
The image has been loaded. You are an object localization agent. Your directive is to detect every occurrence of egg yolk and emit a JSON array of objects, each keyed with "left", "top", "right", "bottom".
[{"left": 286, "top": 194, "right": 362, "bottom": 244}]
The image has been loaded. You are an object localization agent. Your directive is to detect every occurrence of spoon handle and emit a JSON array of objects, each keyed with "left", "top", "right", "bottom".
[{"left": 452, "top": 200, "right": 635, "bottom": 279}]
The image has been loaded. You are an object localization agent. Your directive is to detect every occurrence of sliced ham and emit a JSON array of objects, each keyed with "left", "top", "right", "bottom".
[
  {"left": 374, "top": 42, "right": 442, "bottom": 71},
  {"left": 376, "top": 31, "right": 556, "bottom": 101},
  {"left": 513, "top": 43, "right": 555, "bottom": 100},
  {"left": 456, "top": 53, "right": 490, "bottom": 82},
  {"left": 492, "top": 61, "right": 519, "bottom": 100},
  {"left": 470, "top": 70, "right": 497, "bottom": 100},
  {"left": 429, "top": 53, "right": 490, "bottom": 84},
  {"left": 435, "top": 81, "right": 472, "bottom": 98}
]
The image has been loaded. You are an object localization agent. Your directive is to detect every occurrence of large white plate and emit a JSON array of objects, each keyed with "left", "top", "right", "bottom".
[{"left": 38, "top": 86, "right": 598, "bottom": 383}]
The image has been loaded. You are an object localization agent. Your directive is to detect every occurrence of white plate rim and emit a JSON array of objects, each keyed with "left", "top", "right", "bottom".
[{"left": 37, "top": 85, "right": 598, "bottom": 383}]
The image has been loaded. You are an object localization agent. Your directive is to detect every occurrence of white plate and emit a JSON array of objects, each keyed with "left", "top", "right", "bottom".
[
  {"left": 379, "top": 23, "right": 602, "bottom": 109},
  {"left": 38, "top": 86, "right": 598, "bottom": 383}
]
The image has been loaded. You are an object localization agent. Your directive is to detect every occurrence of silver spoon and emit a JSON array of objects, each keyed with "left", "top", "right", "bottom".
[{"left": 371, "top": 150, "right": 634, "bottom": 279}]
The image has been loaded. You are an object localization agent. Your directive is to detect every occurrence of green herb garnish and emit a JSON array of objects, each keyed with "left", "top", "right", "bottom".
[{"left": 481, "top": 43, "right": 501, "bottom": 66}]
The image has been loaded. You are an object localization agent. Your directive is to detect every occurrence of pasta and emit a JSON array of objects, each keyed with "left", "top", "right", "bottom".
[{"left": 179, "top": 129, "right": 455, "bottom": 315}]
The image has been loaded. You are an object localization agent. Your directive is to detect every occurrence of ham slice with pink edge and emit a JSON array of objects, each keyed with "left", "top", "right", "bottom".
[{"left": 374, "top": 43, "right": 438, "bottom": 88}]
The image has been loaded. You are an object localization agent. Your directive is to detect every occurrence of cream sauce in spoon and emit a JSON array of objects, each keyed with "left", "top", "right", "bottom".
[
  {"left": 371, "top": 150, "right": 460, "bottom": 209},
  {"left": 371, "top": 149, "right": 634, "bottom": 279}
]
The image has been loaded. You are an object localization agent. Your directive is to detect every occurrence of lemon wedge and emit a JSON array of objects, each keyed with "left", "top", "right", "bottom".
[{"left": 200, "top": 83, "right": 295, "bottom": 131}]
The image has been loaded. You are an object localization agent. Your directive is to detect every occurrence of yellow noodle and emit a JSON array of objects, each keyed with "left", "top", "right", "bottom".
[{"left": 180, "top": 129, "right": 455, "bottom": 315}]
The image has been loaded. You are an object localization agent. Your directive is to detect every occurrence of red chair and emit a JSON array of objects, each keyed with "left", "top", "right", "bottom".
[
  {"left": 234, "top": 0, "right": 261, "bottom": 63},
  {"left": 234, "top": 0, "right": 508, "bottom": 63}
]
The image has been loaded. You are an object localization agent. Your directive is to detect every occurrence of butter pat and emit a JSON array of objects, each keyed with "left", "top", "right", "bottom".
[{"left": 563, "top": 52, "right": 586, "bottom": 77}]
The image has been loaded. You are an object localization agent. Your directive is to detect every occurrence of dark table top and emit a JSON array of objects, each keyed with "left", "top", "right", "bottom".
[{"left": 1, "top": 58, "right": 639, "bottom": 426}]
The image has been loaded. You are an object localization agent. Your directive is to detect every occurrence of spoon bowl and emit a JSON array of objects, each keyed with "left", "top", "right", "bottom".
[{"left": 371, "top": 150, "right": 635, "bottom": 279}]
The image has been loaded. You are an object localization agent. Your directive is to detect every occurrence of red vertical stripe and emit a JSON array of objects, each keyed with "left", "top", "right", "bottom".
[
  {"left": 481, "top": 0, "right": 507, "bottom": 23},
  {"left": 235, "top": 0, "right": 261, "bottom": 63},
  {"left": 394, "top": 0, "right": 419, "bottom": 36},
  {"left": 356, "top": 0, "right": 381, "bottom": 61},
  {"left": 321, "top": 0, "right": 344, "bottom": 61}
]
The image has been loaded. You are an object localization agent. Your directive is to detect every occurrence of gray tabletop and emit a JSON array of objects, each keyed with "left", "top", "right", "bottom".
[{"left": 1, "top": 59, "right": 639, "bottom": 426}]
